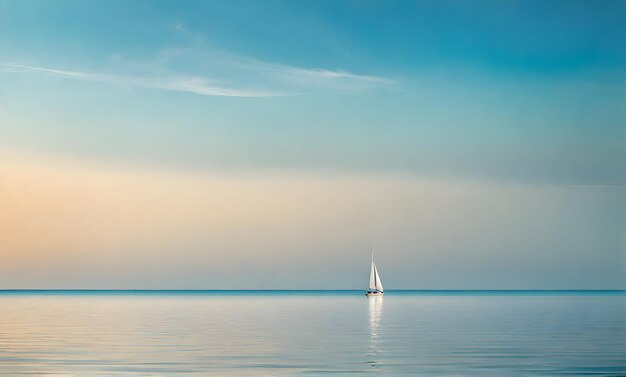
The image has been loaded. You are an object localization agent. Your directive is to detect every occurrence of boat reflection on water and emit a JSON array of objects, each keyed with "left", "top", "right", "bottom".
[{"left": 367, "top": 295, "right": 383, "bottom": 368}]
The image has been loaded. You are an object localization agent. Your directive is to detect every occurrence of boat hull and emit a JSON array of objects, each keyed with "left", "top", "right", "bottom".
[{"left": 366, "top": 291, "right": 384, "bottom": 296}]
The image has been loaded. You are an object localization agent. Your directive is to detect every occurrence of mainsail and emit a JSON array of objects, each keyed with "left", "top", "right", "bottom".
[
  {"left": 374, "top": 265, "right": 383, "bottom": 292},
  {"left": 369, "top": 250, "right": 383, "bottom": 292}
]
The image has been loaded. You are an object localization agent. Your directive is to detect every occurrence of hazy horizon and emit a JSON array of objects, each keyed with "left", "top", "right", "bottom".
[{"left": 1, "top": 0, "right": 624, "bottom": 290}]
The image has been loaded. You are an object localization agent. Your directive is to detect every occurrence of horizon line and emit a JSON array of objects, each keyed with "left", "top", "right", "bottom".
[{"left": 1, "top": 289, "right": 624, "bottom": 292}]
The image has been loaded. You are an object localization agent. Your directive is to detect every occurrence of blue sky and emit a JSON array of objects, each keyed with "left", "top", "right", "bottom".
[
  {"left": 2, "top": 0, "right": 625, "bottom": 183},
  {"left": 0, "top": 0, "right": 624, "bottom": 288}
]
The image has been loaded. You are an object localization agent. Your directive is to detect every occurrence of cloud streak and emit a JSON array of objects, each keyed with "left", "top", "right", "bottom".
[
  {"left": 2, "top": 55, "right": 393, "bottom": 98},
  {"left": 2, "top": 63, "right": 279, "bottom": 97},
  {"left": 237, "top": 57, "right": 394, "bottom": 85}
]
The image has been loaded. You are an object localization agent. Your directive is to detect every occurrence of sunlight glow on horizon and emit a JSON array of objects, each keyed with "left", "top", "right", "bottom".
[{"left": 1, "top": 150, "right": 623, "bottom": 289}]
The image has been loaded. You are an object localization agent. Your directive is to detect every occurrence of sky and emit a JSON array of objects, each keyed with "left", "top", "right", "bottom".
[{"left": 0, "top": 0, "right": 625, "bottom": 289}]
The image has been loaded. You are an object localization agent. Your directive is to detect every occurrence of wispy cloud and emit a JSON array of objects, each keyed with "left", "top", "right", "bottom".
[
  {"left": 2, "top": 52, "right": 393, "bottom": 98},
  {"left": 228, "top": 57, "right": 395, "bottom": 94},
  {"left": 2, "top": 63, "right": 279, "bottom": 97},
  {"left": 252, "top": 60, "right": 394, "bottom": 85}
]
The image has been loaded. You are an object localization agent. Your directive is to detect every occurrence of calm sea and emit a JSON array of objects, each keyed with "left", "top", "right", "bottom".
[{"left": 0, "top": 291, "right": 624, "bottom": 376}]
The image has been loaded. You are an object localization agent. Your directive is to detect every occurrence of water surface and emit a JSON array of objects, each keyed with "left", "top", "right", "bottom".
[{"left": 0, "top": 291, "right": 624, "bottom": 376}]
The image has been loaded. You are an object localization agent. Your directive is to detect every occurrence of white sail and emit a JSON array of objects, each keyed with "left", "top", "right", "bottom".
[
  {"left": 368, "top": 250, "right": 384, "bottom": 293},
  {"left": 374, "top": 265, "right": 383, "bottom": 292},
  {"left": 369, "top": 253, "right": 376, "bottom": 290}
]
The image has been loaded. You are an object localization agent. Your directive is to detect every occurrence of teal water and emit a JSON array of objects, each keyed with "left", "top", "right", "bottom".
[{"left": 0, "top": 291, "right": 624, "bottom": 376}]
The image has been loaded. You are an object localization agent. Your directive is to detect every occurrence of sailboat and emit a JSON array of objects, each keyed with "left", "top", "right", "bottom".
[{"left": 366, "top": 249, "right": 384, "bottom": 296}]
